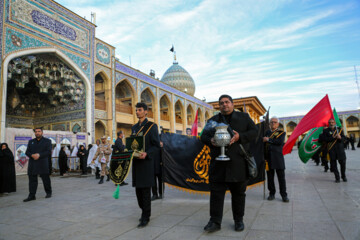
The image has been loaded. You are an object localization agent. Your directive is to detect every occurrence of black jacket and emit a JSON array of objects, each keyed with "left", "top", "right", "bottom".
[
  {"left": 320, "top": 127, "right": 346, "bottom": 160},
  {"left": 201, "top": 111, "right": 257, "bottom": 182},
  {"left": 131, "top": 118, "right": 161, "bottom": 188},
  {"left": 264, "top": 129, "right": 286, "bottom": 169},
  {"left": 113, "top": 138, "right": 125, "bottom": 154},
  {"left": 0, "top": 148, "right": 16, "bottom": 193},
  {"left": 25, "top": 137, "right": 52, "bottom": 175}
]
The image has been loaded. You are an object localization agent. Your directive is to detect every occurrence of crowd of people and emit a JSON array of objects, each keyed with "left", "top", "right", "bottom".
[{"left": 0, "top": 96, "right": 358, "bottom": 233}]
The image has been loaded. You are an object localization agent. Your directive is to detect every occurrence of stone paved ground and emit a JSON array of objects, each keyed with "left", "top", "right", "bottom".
[{"left": 1, "top": 149, "right": 359, "bottom": 240}]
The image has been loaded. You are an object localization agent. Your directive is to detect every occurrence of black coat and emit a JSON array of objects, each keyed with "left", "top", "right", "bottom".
[
  {"left": 131, "top": 118, "right": 161, "bottom": 188},
  {"left": 321, "top": 127, "right": 346, "bottom": 160},
  {"left": 0, "top": 148, "right": 16, "bottom": 193},
  {"left": 77, "top": 148, "right": 87, "bottom": 161},
  {"left": 264, "top": 129, "right": 286, "bottom": 169},
  {"left": 201, "top": 111, "right": 257, "bottom": 182},
  {"left": 25, "top": 137, "right": 52, "bottom": 175},
  {"left": 113, "top": 138, "right": 125, "bottom": 154}
]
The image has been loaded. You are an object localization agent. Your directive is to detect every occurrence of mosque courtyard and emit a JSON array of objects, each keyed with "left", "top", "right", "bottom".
[{"left": 0, "top": 149, "right": 359, "bottom": 240}]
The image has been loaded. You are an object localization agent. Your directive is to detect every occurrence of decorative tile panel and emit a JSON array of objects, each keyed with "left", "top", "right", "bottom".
[
  {"left": 95, "top": 64, "right": 111, "bottom": 80},
  {"left": 160, "top": 90, "right": 171, "bottom": 100},
  {"left": 5, "top": 27, "right": 50, "bottom": 55},
  {"left": 0, "top": 0, "right": 4, "bottom": 77},
  {"left": 7, "top": 0, "right": 91, "bottom": 56},
  {"left": 139, "top": 82, "right": 156, "bottom": 96},
  {"left": 94, "top": 110, "right": 107, "bottom": 119},
  {"left": 60, "top": 49, "right": 90, "bottom": 79},
  {"left": 96, "top": 42, "right": 110, "bottom": 65},
  {"left": 115, "top": 72, "right": 136, "bottom": 89},
  {"left": 174, "top": 96, "right": 185, "bottom": 106}
]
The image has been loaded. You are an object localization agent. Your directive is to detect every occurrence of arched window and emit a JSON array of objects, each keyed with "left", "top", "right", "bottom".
[
  {"left": 115, "top": 80, "right": 133, "bottom": 114},
  {"left": 160, "top": 95, "right": 170, "bottom": 121},
  {"left": 346, "top": 116, "right": 359, "bottom": 128},
  {"left": 286, "top": 121, "right": 297, "bottom": 132},
  {"left": 175, "top": 101, "right": 183, "bottom": 124},
  {"left": 141, "top": 89, "right": 154, "bottom": 118}
]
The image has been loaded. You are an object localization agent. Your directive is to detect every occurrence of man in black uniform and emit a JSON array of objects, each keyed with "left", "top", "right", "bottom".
[
  {"left": 201, "top": 95, "right": 257, "bottom": 233},
  {"left": 113, "top": 131, "right": 128, "bottom": 186},
  {"left": 263, "top": 117, "right": 289, "bottom": 202},
  {"left": 131, "top": 102, "right": 161, "bottom": 228},
  {"left": 321, "top": 119, "right": 347, "bottom": 182},
  {"left": 24, "top": 127, "right": 52, "bottom": 202}
]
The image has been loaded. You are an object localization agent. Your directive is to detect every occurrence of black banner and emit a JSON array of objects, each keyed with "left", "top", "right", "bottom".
[
  {"left": 161, "top": 131, "right": 265, "bottom": 193},
  {"left": 109, "top": 151, "right": 133, "bottom": 184}
]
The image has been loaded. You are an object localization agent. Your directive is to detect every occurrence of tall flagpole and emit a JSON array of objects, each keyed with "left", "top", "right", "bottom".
[{"left": 354, "top": 66, "right": 360, "bottom": 109}]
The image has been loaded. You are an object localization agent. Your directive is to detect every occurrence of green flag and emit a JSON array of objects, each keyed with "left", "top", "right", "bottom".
[
  {"left": 298, "top": 127, "right": 323, "bottom": 163},
  {"left": 333, "top": 108, "right": 342, "bottom": 127}
]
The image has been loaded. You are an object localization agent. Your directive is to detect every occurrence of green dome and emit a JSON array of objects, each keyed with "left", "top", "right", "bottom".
[{"left": 161, "top": 62, "right": 195, "bottom": 96}]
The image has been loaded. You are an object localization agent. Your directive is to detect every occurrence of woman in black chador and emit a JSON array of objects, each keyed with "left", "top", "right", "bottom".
[
  {"left": 58, "top": 146, "right": 68, "bottom": 176},
  {"left": 77, "top": 145, "right": 88, "bottom": 175},
  {"left": 0, "top": 143, "right": 16, "bottom": 194}
]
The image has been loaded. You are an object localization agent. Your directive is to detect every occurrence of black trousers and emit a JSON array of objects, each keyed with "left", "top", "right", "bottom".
[
  {"left": 321, "top": 157, "right": 329, "bottom": 171},
  {"left": 152, "top": 173, "right": 163, "bottom": 196},
  {"left": 135, "top": 187, "right": 151, "bottom": 221},
  {"left": 267, "top": 169, "right": 287, "bottom": 197},
  {"left": 80, "top": 158, "right": 87, "bottom": 174},
  {"left": 28, "top": 174, "right": 52, "bottom": 198},
  {"left": 209, "top": 181, "right": 247, "bottom": 225},
  {"left": 330, "top": 158, "right": 346, "bottom": 180}
]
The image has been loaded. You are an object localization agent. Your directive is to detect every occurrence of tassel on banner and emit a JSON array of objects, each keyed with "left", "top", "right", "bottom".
[{"left": 113, "top": 184, "right": 120, "bottom": 199}]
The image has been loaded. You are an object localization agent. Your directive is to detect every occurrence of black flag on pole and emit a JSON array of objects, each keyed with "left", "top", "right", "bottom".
[{"left": 170, "top": 45, "right": 174, "bottom": 52}]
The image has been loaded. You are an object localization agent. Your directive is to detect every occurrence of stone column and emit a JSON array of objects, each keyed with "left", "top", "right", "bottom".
[
  {"left": 170, "top": 93, "right": 175, "bottom": 133},
  {"left": 155, "top": 87, "right": 160, "bottom": 128},
  {"left": 111, "top": 56, "right": 116, "bottom": 141}
]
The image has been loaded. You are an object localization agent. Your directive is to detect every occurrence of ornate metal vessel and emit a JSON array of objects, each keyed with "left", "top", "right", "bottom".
[{"left": 214, "top": 124, "right": 231, "bottom": 161}]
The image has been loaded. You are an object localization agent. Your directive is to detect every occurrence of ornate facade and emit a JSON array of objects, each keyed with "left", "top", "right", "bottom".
[
  {"left": 0, "top": 0, "right": 213, "bottom": 145},
  {"left": 208, "top": 96, "right": 267, "bottom": 124}
]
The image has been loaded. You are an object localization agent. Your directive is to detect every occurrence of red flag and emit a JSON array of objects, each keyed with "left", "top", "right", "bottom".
[
  {"left": 283, "top": 95, "right": 334, "bottom": 155},
  {"left": 191, "top": 110, "right": 199, "bottom": 136}
]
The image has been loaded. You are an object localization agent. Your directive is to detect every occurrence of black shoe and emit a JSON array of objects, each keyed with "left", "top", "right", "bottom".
[
  {"left": 159, "top": 194, "right": 163, "bottom": 199},
  {"left": 282, "top": 196, "right": 289, "bottom": 203},
  {"left": 267, "top": 195, "right": 275, "bottom": 201},
  {"left": 23, "top": 196, "right": 36, "bottom": 202},
  {"left": 324, "top": 168, "right": 328, "bottom": 172},
  {"left": 342, "top": 177, "right": 347, "bottom": 182},
  {"left": 137, "top": 219, "right": 149, "bottom": 228},
  {"left": 335, "top": 179, "right": 340, "bottom": 183},
  {"left": 234, "top": 221, "right": 245, "bottom": 232},
  {"left": 204, "top": 221, "right": 221, "bottom": 233},
  {"left": 120, "top": 182, "right": 128, "bottom": 186},
  {"left": 45, "top": 193, "right": 52, "bottom": 198},
  {"left": 98, "top": 176, "right": 104, "bottom": 184},
  {"left": 151, "top": 195, "right": 159, "bottom": 201},
  {"left": 106, "top": 175, "right": 110, "bottom": 182},
  {"left": 95, "top": 175, "right": 100, "bottom": 179}
]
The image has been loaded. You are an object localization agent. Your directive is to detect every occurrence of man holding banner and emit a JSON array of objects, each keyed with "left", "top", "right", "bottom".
[
  {"left": 321, "top": 119, "right": 347, "bottom": 182},
  {"left": 131, "top": 102, "right": 161, "bottom": 228},
  {"left": 201, "top": 95, "right": 257, "bottom": 233}
]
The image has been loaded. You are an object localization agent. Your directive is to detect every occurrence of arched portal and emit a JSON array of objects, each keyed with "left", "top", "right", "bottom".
[
  {"left": 286, "top": 121, "right": 297, "bottom": 132},
  {"left": 160, "top": 95, "right": 170, "bottom": 121},
  {"left": 1, "top": 48, "right": 92, "bottom": 143},
  {"left": 94, "top": 72, "right": 107, "bottom": 111},
  {"left": 175, "top": 100, "right": 183, "bottom": 124},
  {"left": 140, "top": 88, "right": 154, "bottom": 119},
  {"left": 115, "top": 80, "right": 134, "bottom": 114},
  {"left": 187, "top": 104, "right": 194, "bottom": 125},
  {"left": 95, "top": 121, "right": 106, "bottom": 141},
  {"left": 346, "top": 116, "right": 359, "bottom": 127}
]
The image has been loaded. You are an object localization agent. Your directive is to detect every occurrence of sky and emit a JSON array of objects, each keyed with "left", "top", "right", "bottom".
[{"left": 57, "top": 0, "right": 360, "bottom": 117}]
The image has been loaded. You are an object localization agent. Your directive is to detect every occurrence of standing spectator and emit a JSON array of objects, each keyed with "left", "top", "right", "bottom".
[
  {"left": 349, "top": 134, "right": 356, "bottom": 150},
  {"left": 77, "top": 145, "right": 88, "bottom": 175},
  {"left": 91, "top": 136, "right": 112, "bottom": 184},
  {"left": 58, "top": 146, "right": 68, "bottom": 176},
  {"left": 263, "top": 117, "right": 289, "bottom": 203},
  {"left": 0, "top": 143, "right": 16, "bottom": 194},
  {"left": 24, "top": 127, "right": 52, "bottom": 202}
]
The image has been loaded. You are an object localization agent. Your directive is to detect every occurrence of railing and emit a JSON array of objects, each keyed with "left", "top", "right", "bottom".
[
  {"left": 346, "top": 122, "right": 359, "bottom": 128},
  {"left": 116, "top": 104, "right": 133, "bottom": 114},
  {"left": 51, "top": 156, "right": 80, "bottom": 171},
  {"left": 176, "top": 117, "right": 182, "bottom": 124},
  {"left": 161, "top": 114, "right": 170, "bottom": 121},
  {"left": 95, "top": 100, "right": 106, "bottom": 111}
]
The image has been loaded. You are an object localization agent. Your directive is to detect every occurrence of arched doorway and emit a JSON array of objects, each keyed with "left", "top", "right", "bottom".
[
  {"left": 346, "top": 116, "right": 359, "bottom": 128},
  {"left": 187, "top": 104, "right": 194, "bottom": 126},
  {"left": 175, "top": 100, "right": 183, "bottom": 124},
  {"left": 94, "top": 72, "right": 107, "bottom": 111},
  {"left": 197, "top": 108, "right": 203, "bottom": 127},
  {"left": 2, "top": 49, "right": 92, "bottom": 141},
  {"left": 160, "top": 95, "right": 170, "bottom": 121},
  {"left": 115, "top": 80, "right": 134, "bottom": 114},
  {"left": 286, "top": 121, "right": 297, "bottom": 132},
  {"left": 205, "top": 111, "right": 210, "bottom": 122},
  {"left": 140, "top": 88, "right": 154, "bottom": 119},
  {"left": 95, "top": 121, "right": 106, "bottom": 141}
]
